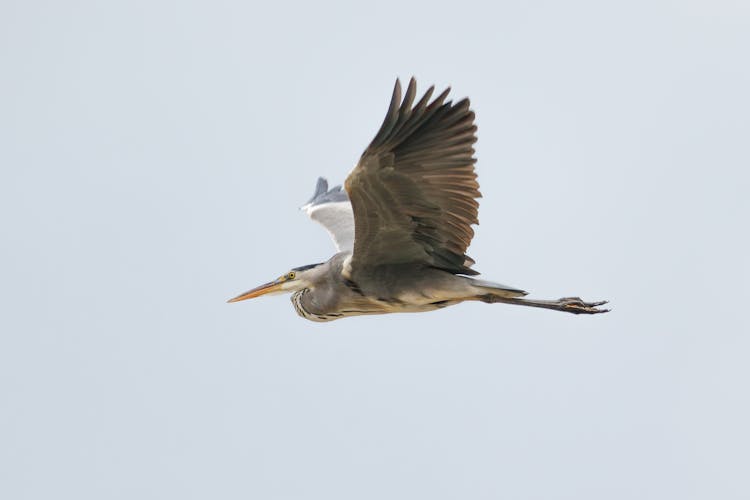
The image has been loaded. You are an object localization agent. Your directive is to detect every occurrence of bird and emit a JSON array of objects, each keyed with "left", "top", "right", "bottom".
[{"left": 228, "top": 78, "right": 609, "bottom": 321}]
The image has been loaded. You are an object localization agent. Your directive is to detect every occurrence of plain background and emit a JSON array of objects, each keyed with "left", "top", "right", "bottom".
[{"left": 1, "top": 1, "right": 748, "bottom": 498}]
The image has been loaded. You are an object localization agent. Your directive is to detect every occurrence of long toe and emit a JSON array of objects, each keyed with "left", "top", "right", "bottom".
[{"left": 560, "top": 297, "right": 611, "bottom": 314}]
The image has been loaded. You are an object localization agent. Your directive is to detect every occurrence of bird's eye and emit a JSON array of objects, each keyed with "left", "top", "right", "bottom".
[{"left": 288, "top": 272, "right": 296, "bottom": 280}]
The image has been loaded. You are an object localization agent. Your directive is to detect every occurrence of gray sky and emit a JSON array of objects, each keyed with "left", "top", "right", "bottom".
[{"left": 1, "top": 0, "right": 748, "bottom": 498}]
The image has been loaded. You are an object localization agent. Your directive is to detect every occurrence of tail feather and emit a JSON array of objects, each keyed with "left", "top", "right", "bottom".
[{"left": 469, "top": 278, "right": 528, "bottom": 298}]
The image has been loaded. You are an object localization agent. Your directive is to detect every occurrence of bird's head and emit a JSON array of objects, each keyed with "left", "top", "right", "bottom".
[{"left": 227, "top": 263, "right": 323, "bottom": 303}]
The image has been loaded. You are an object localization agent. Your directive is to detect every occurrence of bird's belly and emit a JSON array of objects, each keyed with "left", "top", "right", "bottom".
[
  {"left": 340, "top": 295, "right": 462, "bottom": 318},
  {"left": 300, "top": 296, "right": 460, "bottom": 322}
]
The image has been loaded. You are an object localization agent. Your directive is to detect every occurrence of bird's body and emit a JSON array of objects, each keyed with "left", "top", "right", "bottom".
[
  {"left": 289, "top": 252, "right": 524, "bottom": 322},
  {"left": 229, "top": 78, "right": 609, "bottom": 320}
]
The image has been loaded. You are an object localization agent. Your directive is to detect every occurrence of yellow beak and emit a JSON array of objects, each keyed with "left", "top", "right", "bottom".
[{"left": 227, "top": 279, "right": 284, "bottom": 303}]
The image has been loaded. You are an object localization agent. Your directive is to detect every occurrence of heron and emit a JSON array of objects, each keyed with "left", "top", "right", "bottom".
[{"left": 228, "top": 78, "right": 609, "bottom": 321}]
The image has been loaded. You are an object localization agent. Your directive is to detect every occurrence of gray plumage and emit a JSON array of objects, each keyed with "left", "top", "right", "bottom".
[
  {"left": 228, "top": 78, "right": 609, "bottom": 320},
  {"left": 301, "top": 178, "right": 355, "bottom": 252},
  {"left": 306, "top": 178, "right": 349, "bottom": 206}
]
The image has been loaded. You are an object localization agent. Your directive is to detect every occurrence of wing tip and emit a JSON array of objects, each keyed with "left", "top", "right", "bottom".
[{"left": 304, "top": 177, "right": 350, "bottom": 209}]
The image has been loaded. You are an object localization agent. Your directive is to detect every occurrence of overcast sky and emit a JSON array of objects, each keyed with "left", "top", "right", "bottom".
[{"left": 1, "top": 1, "right": 748, "bottom": 499}]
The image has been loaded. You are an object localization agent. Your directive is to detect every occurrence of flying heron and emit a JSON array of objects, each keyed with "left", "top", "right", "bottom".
[{"left": 228, "top": 78, "right": 609, "bottom": 321}]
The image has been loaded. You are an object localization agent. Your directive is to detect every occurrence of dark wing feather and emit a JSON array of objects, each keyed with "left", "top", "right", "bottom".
[{"left": 344, "top": 78, "right": 481, "bottom": 277}]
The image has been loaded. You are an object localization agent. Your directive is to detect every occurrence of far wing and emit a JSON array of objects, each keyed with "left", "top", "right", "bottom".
[{"left": 301, "top": 177, "right": 355, "bottom": 252}]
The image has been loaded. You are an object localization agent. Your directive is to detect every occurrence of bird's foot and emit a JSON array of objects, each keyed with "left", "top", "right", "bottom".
[
  {"left": 480, "top": 294, "right": 611, "bottom": 315},
  {"left": 556, "top": 297, "right": 610, "bottom": 314}
]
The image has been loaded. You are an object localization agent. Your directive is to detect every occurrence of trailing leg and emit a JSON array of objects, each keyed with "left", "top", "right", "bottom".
[{"left": 479, "top": 294, "right": 610, "bottom": 315}]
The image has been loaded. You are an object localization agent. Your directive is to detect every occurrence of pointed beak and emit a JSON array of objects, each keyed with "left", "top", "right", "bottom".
[{"left": 227, "top": 279, "right": 284, "bottom": 303}]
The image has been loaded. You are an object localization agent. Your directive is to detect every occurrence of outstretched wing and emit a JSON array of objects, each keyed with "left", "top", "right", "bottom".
[
  {"left": 344, "top": 78, "right": 480, "bottom": 277},
  {"left": 301, "top": 177, "right": 355, "bottom": 252}
]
